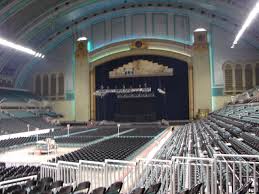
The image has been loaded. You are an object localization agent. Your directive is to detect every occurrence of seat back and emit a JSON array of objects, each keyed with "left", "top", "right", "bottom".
[
  {"left": 57, "top": 185, "right": 73, "bottom": 194},
  {"left": 91, "top": 187, "right": 106, "bottom": 194},
  {"left": 74, "top": 181, "right": 91, "bottom": 193},
  {"left": 12, "top": 189, "right": 27, "bottom": 194},
  {"left": 4, "top": 185, "right": 21, "bottom": 194},
  {"left": 50, "top": 180, "right": 64, "bottom": 189},
  {"left": 188, "top": 183, "right": 203, "bottom": 194},
  {"left": 144, "top": 183, "right": 161, "bottom": 194},
  {"left": 130, "top": 188, "right": 145, "bottom": 194},
  {"left": 233, "top": 181, "right": 253, "bottom": 194},
  {"left": 106, "top": 181, "right": 123, "bottom": 194}
]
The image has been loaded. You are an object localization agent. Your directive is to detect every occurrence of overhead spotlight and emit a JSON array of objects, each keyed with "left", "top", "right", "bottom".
[
  {"left": 0, "top": 37, "right": 45, "bottom": 58},
  {"left": 77, "top": 37, "right": 88, "bottom": 41},
  {"left": 194, "top": 28, "right": 207, "bottom": 32},
  {"left": 231, "top": 1, "right": 259, "bottom": 48}
]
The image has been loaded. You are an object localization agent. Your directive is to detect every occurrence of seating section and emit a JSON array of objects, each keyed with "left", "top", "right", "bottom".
[
  {"left": 0, "top": 118, "right": 29, "bottom": 135},
  {"left": 0, "top": 88, "right": 41, "bottom": 103},
  {"left": 156, "top": 103, "right": 259, "bottom": 161},
  {"left": 121, "top": 126, "right": 163, "bottom": 137},
  {"left": 55, "top": 136, "right": 100, "bottom": 144},
  {"left": 215, "top": 103, "right": 259, "bottom": 124},
  {"left": 0, "top": 165, "right": 39, "bottom": 181},
  {"left": 1, "top": 177, "right": 161, "bottom": 194},
  {"left": 0, "top": 136, "right": 37, "bottom": 151},
  {"left": 54, "top": 137, "right": 152, "bottom": 162}
]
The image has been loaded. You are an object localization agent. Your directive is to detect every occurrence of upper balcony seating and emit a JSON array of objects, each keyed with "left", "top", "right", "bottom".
[{"left": 0, "top": 88, "right": 42, "bottom": 103}]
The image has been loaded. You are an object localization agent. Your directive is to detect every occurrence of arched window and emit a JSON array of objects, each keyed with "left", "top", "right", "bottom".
[
  {"left": 224, "top": 64, "right": 233, "bottom": 94},
  {"left": 58, "top": 73, "right": 64, "bottom": 97},
  {"left": 35, "top": 75, "right": 41, "bottom": 96},
  {"left": 245, "top": 64, "right": 253, "bottom": 90},
  {"left": 256, "top": 64, "right": 259, "bottom": 86},
  {"left": 43, "top": 74, "right": 49, "bottom": 97},
  {"left": 50, "top": 74, "right": 56, "bottom": 97},
  {"left": 235, "top": 64, "right": 243, "bottom": 93}
]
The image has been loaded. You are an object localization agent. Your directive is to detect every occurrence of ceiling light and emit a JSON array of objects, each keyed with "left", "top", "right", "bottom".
[
  {"left": 194, "top": 28, "right": 207, "bottom": 32},
  {"left": 77, "top": 37, "right": 87, "bottom": 41},
  {"left": 0, "top": 37, "right": 45, "bottom": 58},
  {"left": 231, "top": 1, "right": 259, "bottom": 48}
]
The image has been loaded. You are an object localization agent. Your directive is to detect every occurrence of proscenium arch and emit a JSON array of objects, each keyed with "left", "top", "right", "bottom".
[{"left": 88, "top": 40, "right": 194, "bottom": 120}]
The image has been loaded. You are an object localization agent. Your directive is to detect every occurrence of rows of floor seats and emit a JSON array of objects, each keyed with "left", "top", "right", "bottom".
[
  {"left": 122, "top": 126, "right": 163, "bottom": 137},
  {"left": 55, "top": 136, "right": 99, "bottom": 144},
  {"left": 75, "top": 126, "right": 130, "bottom": 137},
  {"left": 54, "top": 137, "right": 151, "bottom": 162},
  {"left": 0, "top": 165, "right": 39, "bottom": 182},
  {"left": 0, "top": 136, "right": 37, "bottom": 150},
  {"left": 2, "top": 176, "right": 162, "bottom": 194}
]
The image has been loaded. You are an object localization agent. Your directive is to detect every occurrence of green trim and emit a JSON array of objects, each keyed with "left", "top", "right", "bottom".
[
  {"left": 209, "top": 24, "right": 216, "bottom": 87},
  {"left": 212, "top": 87, "right": 224, "bottom": 96}
]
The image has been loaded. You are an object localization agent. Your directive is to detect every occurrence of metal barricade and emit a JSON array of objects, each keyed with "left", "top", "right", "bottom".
[
  {"left": 40, "top": 162, "right": 58, "bottom": 180},
  {"left": 79, "top": 160, "right": 106, "bottom": 190},
  {"left": 214, "top": 154, "right": 259, "bottom": 194},
  {"left": 58, "top": 161, "right": 79, "bottom": 184},
  {"left": 105, "top": 160, "right": 137, "bottom": 193},
  {"left": 37, "top": 155, "right": 259, "bottom": 194},
  {"left": 137, "top": 159, "right": 172, "bottom": 194},
  {"left": 171, "top": 156, "right": 214, "bottom": 194}
]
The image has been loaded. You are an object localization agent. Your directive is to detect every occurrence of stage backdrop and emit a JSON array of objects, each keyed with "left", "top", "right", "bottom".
[{"left": 95, "top": 55, "right": 189, "bottom": 121}]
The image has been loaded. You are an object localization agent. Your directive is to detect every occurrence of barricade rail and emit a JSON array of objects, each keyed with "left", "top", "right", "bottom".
[{"left": 0, "top": 154, "right": 256, "bottom": 194}]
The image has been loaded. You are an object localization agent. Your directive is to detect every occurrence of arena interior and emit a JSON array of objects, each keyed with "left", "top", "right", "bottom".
[{"left": 0, "top": 1, "right": 259, "bottom": 194}]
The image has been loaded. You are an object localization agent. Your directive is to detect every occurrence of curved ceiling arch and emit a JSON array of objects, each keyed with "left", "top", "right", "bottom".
[
  {"left": 14, "top": 5, "right": 257, "bottom": 88},
  {"left": 0, "top": 0, "right": 258, "bottom": 83}
]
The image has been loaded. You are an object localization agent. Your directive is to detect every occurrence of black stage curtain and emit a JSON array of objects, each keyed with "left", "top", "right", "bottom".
[{"left": 95, "top": 55, "right": 189, "bottom": 121}]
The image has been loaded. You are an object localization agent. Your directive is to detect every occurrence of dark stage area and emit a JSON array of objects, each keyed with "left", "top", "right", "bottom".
[{"left": 95, "top": 55, "right": 189, "bottom": 122}]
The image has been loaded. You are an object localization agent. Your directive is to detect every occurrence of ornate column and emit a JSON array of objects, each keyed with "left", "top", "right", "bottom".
[
  {"left": 192, "top": 29, "right": 212, "bottom": 117},
  {"left": 75, "top": 39, "right": 91, "bottom": 121}
]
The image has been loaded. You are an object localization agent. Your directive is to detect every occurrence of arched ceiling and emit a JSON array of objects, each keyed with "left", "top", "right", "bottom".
[{"left": 0, "top": 0, "right": 258, "bottom": 81}]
